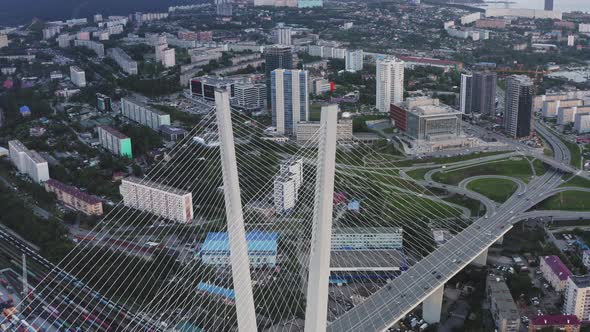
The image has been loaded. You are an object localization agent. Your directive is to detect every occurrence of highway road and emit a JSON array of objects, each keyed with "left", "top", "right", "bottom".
[{"left": 328, "top": 120, "right": 590, "bottom": 331}]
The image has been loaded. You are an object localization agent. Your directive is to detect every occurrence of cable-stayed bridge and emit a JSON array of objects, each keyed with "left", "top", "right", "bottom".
[{"left": 2, "top": 90, "right": 589, "bottom": 332}]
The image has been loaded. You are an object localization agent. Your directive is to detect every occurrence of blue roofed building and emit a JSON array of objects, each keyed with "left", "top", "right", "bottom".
[
  {"left": 347, "top": 199, "right": 360, "bottom": 212},
  {"left": 19, "top": 106, "right": 31, "bottom": 117},
  {"left": 199, "top": 231, "right": 279, "bottom": 268}
]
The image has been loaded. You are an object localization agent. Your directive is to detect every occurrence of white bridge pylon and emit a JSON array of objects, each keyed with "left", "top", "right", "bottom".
[
  {"left": 215, "top": 89, "right": 339, "bottom": 332},
  {"left": 215, "top": 88, "right": 258, "bottom": 332}
]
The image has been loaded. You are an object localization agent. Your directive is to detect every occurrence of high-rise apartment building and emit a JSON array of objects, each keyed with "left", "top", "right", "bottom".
[
  {"left": 120, "top": 177, "right": 194, "bottom": 223},
  {"left": 69, "top": 66, "right": 86, "bottom": 88},
  {"left": 97, "top": 126, "right": 132, "bottom": 158},
  {"left": 273, "top": 26, "right": 292, "bottom": 46},
  {"left": 161, "top": 48, "right": 176, "bottom": 68},
  {"left": 274, "top": 158, "right": 303, "bottom": 214},
  {"left": 345, "top": 49, "right": 363, "bottom": 72},
  {"left": 271, "top": 69, "right": 309, "bottom": 135},
  {"left": 565, "top": 275, "right": 590, "bottom": 321},
  {"left": 472, "top": 71, "right": 497, "bottom": 115},
  {"left": 234, "top": 83, "right": 266, "bottom": 110},
  {"left": 544, "top": 0, "right": 554, "bottom": 11},
  {"left": 460, "top": 71, "right": 497, "bottom": 115},
  {"left": 460, "top": 73, "right": 473, "bottom": 114},
  {"left": 155, "top": 43, "right": 168, "bottom": 62},
  {"left": 96, "top": 93, "right": 112, "bottom": 112},
  {"left": 120, "top": 97, "right": 171, "bottom": 131},
  {"left": 8, "top": 140, "right": 50, "bottom": 183},
  {"left": 376, "top": 57, "right": 405, "bottom": 112},
  {"left": 504, "top": 75, "right": 534, "bottom": 138},
  {"left": 264, "top": 45, "right": 293, "bottom": 105}
]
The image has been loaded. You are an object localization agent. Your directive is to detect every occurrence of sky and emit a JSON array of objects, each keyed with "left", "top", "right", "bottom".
[{"left": 0, "top": 0, "right": 202, "bottom": 26}]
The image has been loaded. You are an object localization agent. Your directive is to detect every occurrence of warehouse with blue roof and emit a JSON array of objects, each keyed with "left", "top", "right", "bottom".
[{"left": 199, "top": 231, "right": 279, "bottom": 268}]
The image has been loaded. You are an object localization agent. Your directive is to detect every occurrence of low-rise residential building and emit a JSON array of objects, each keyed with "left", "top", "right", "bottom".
[
  {"left": 120, "top": 97, "right": 171, "bottom": 131},
  {"left": 542, "top": 99, "right": 584, "bottom": 118},
  {"left": 574, "top": 113, "right": 590, "bottom": 133},
  {"left": 540, "top": 255, "right": 572, "bottom": 292},
  {"left": 97, "top": 126, "right": 132, "bottom": 158},
  {"left": 557, "top": 106, "right": 590, "bottom": 125},
  {"left": 107, "top": 48, "right": 138, "bottom": 75},
  {"left": 8, "top": 140, "right": 49, "bottom": 183},
  {"left": 331, "top": 227, "right": 403, "bottom": 250},
  {"left": 486, "top": 275, "right": 521, "bottom": 332},
  {"left": 295, "top": 119, "right": 353, "bottom": 144},
  {"left": 199, "top": 231, "right": 278, "bottom": 268},
  {"left": 529, "top": 315, "right": 580, "bottom": 332},
  {"left": 565, "top": 274, "right": 590, "bottom": 321},
  {"left": 44, "top": 179, "right": 103, "bottom": 216},
  {"left": 74, "top": 39, "right": 105, "bottom": 57},
  {"left": 159, "top": 125, "right": 187, "bottom": 142},
  {"left": 119, "top": 176, "right": 194, "bottom": 223}
]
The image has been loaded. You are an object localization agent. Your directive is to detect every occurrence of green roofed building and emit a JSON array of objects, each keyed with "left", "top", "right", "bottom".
[{"left": 97, "top": 126, "right": 132, "bottom": 158}]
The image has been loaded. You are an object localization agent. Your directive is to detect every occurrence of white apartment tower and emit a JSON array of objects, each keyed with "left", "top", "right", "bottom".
[
  {"left": 565, "top": 275, "right": 590, "bottom": 321},
  {"left": 271, "top": 69, "right": 309, "bottom": 135},
  {"left": 8, "top": 140, "right": 50, "bottom": 183},
  {"left": 345, "top": 49, "right": 363, "bottom": 72},
  {"left": 162, "top": 48, "right": 176, "bottom": 68},
  {"left": 376, "top": 57, "right": 405, "bottom": 112},
  {"left": 274, "top": 26, "right": 292, "bottom": 46},
  {"left": 69, "top": 66, "right": 86, "bottom": 87},
  {"left": 119, "top": 177, "right": 194, "bottom": 223},
  {"left": 274, "top": 158, "right": 303, "bottom": 214},
  {"left": 0, "top": 34, "right": 8, "bottom": 49}
]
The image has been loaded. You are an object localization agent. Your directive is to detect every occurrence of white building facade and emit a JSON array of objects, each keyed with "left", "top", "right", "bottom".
[
  {"left": 376, "top": 57, "right": 405, "bottom": 112},
  {"left": 119, "top": 177, "right": 194, "bottom": 223},
  {"left": 69, "top": 66, "right": 86, "bottom": 87},
  {"left": 8, "top": 140, "right": 50, "bottom": 183},
  {"left": 345, "top": 49, "right": 363, "bottom": 72},
  {"left": 120, "top": 97, "right": 171, "bottom": 130},
  {"left": 565, "top": 275, "right": 590, "bottom": 321}
]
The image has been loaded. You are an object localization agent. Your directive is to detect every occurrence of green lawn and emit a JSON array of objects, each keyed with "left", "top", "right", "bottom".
[
  {"left": 560, "top": 176, "right": 590, "bottom": 189},
  {"left": 466, "top": 178, "right": 518, "bottom": 203},
  {"left": 532, "top": 159, "right": 547, "bottom": 176},
  {"left": 443, "top": 194, "right": 486, "bottom": 217},
  {"left": 563, "top": 139, "right": 582, "bottom": 168},
  {"left": 537, "top": 191, "right": 590, "bottom": 211},
  {"left": 432, "top": 158, "right": 536, "bottom": 185},
  {"left": 407, "top": 167, "right": 436, "bottom": 181}
]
